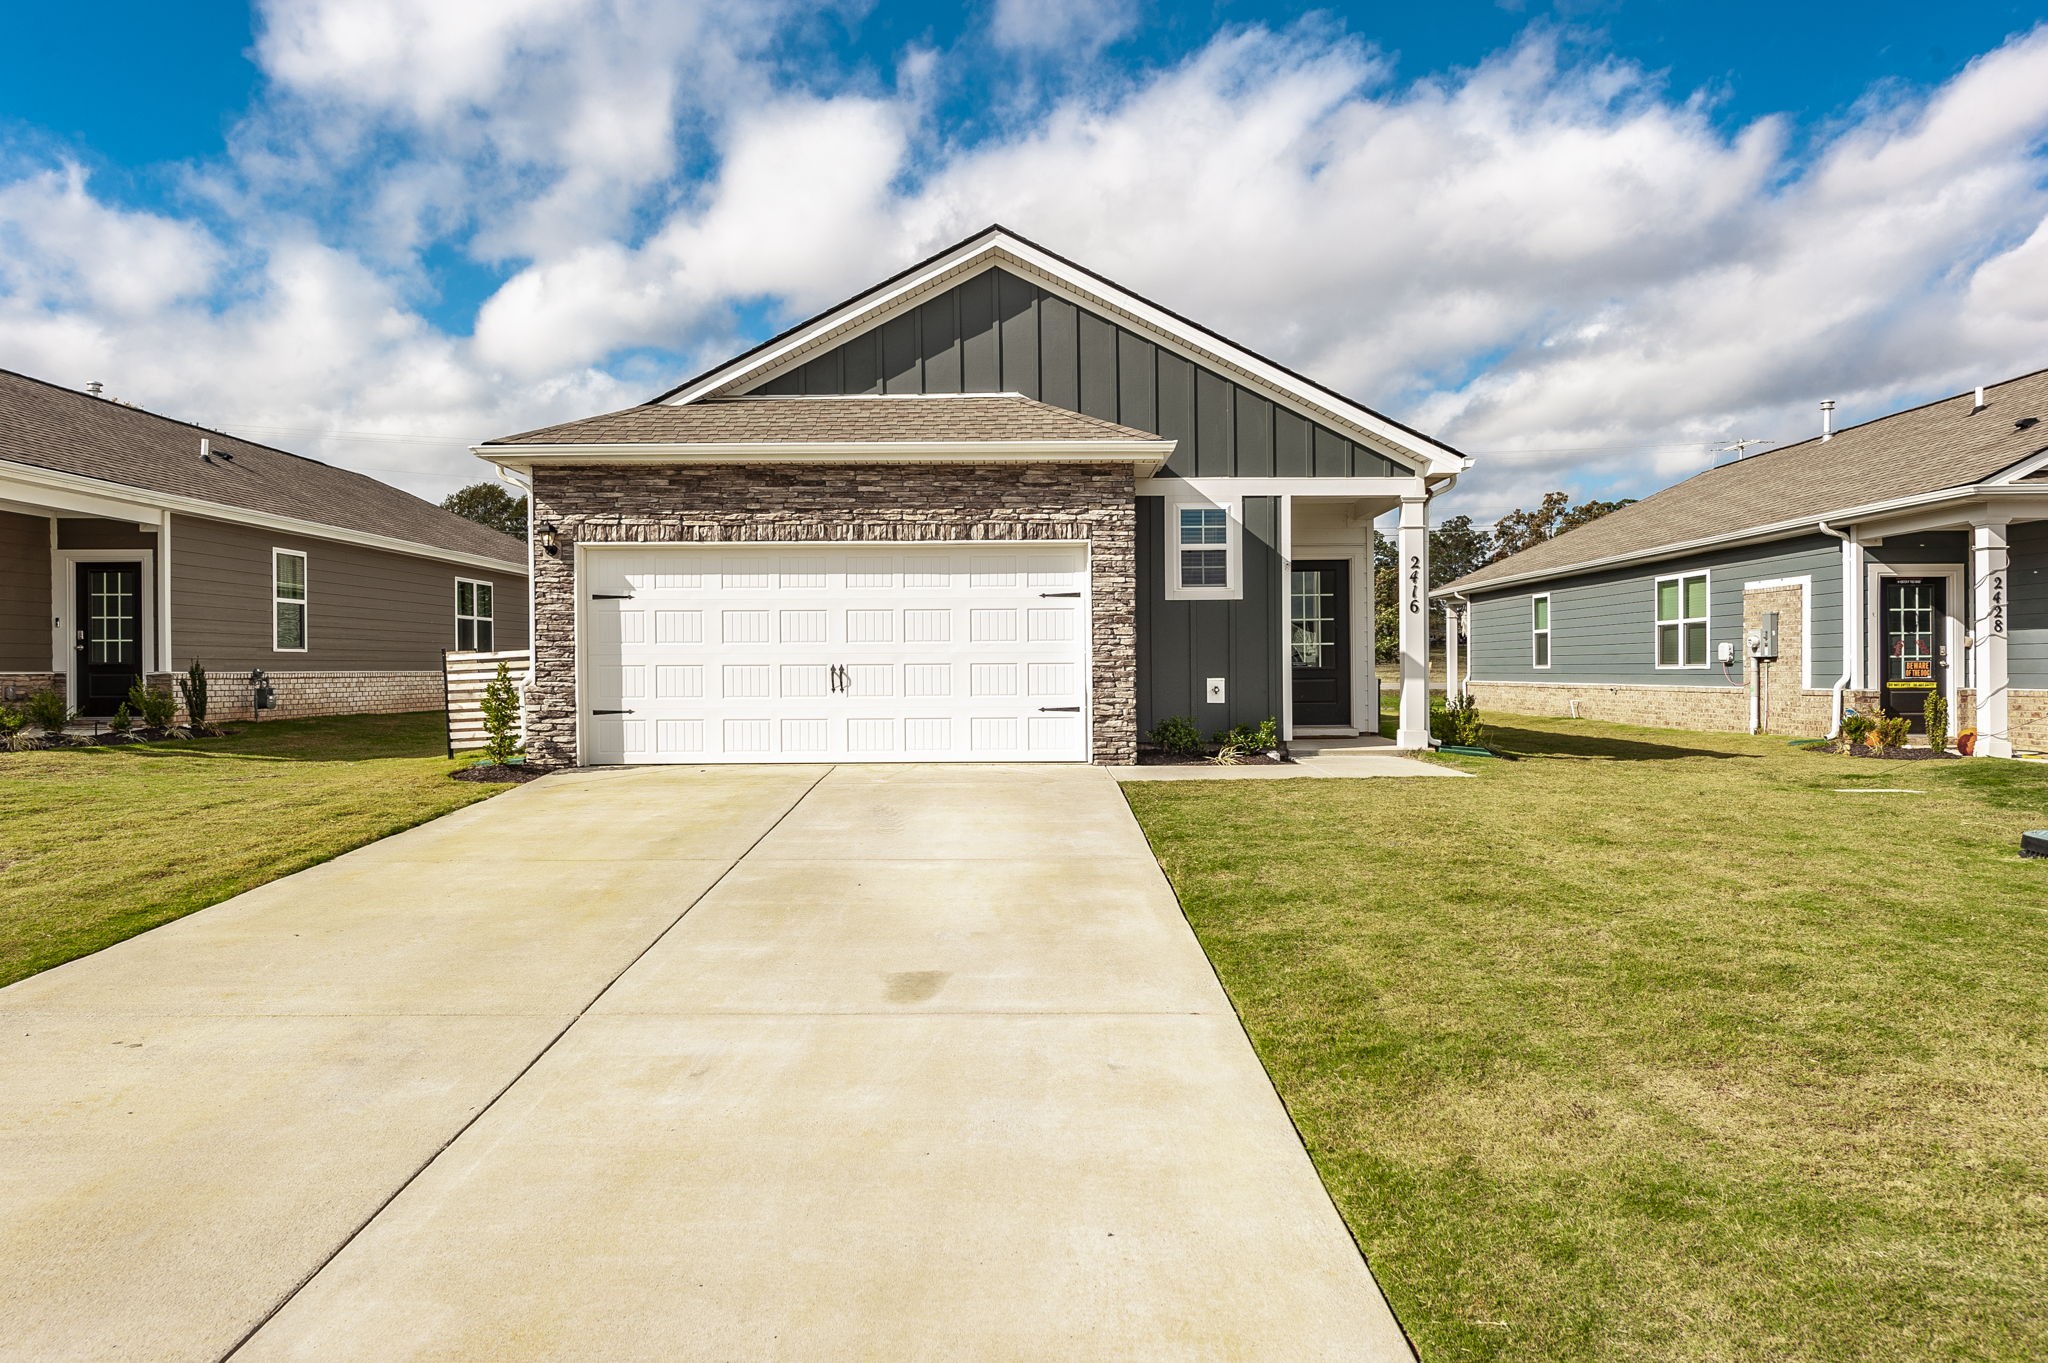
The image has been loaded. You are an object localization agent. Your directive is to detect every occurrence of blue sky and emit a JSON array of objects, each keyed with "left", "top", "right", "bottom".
[{"left": 2, "top": 1, "right": 2046, "bottom": 513}]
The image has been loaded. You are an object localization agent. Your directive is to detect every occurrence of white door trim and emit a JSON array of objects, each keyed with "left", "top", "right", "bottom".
[
  {"left": 52, "top": 548, "right": 156, "bottom": 713},
  {"left": 1863, "top": 561, "right": 1965, "bottom": 719}
]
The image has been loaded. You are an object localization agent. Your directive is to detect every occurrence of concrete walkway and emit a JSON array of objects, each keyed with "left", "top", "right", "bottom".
[{"left": 0, "top": 765, "right": 1411, "bottom": 1362}]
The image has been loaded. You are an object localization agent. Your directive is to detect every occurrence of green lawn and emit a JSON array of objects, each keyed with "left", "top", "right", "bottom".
[
  {"left": 1124, "top": 714, "right": 2048, "bottom": 1363},
  {"left": 0, "top": 712, "right": 507, "bottom": 988}
]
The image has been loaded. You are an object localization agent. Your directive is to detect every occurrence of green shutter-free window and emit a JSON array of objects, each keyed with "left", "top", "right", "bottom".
[
  {"left": 1658, "top": 624, "right": 1680, "bottom": 667},
  {"left": 1532, "top": 597, "right": 1549, "bottom": 631},
  {"left": 1683, "top": 575, "right": 1708, "bottom": 619},
  {"left": 1534, "top": 634, "right": 1551, "bottom": 667},
  {"left": 1685, "top": 622, "right": 1708, "bottom": 666},
  {"left": 1657, "top": 579, "right": 1679, "bottom": 621}
]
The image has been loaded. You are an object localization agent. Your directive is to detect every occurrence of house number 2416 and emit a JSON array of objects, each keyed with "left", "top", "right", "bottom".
[{"left": 1407, "top": 554, "right": 1423, "bottom": 614}]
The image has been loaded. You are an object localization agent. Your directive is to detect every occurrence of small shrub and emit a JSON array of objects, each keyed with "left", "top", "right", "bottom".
[
  {"left": 108, "top": 703, "right": 133, "bottom": 734},
  {"left": 1923, "top": 695, "right": 1949, "bottom": 754},
  {"left": 478, "top": 661, "right": 524, "bottom": 766},
  {"left": 179, "top": 660, "right": 210, "bottom": 730},
  {"left": 1214, "top": 717, "right": 1279, "bottom": 752},
  {"left": 1840, "top": 714, "right": 1877, "bottom": 748},
  {"left": 1431, "top": 694, "right": 1485, "bottom": 747},
  {"left": 127, "top": 681, "right": 177, "bottom": 732},
  {"left": 23, "top": 689, "right": 72, "bottom": 739},
  {"left": 1148, "top": 714, "right": 1203, "bottom": 757},
  {"left": 1874, "top": 715, "right": 1911, "bottom": 750},
  {"left": 0, "top": 703, "right": 26, "bottom": 749}
]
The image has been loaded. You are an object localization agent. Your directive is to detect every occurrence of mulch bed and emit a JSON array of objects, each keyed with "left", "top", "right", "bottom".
[
  {"left": 1809, "top": 743, "right": 1962, "bottom": 760},
  {"left": 451, "top": 763, "right": 545, "bottom": 784},
  {"left": 1137, "top": 749, "right": 1293, "bottom": 766}
]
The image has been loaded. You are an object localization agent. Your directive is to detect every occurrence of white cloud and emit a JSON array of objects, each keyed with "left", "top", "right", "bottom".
[
  {"left": 990, "top": 0, "right": 1140, "bottom": 54},
  {"left": 1, "top": 11, "right": 2046, "bottom": 519}
]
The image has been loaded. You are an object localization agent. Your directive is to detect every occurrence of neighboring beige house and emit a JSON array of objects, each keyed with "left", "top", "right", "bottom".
[
  {"left": 0, "top": 368, "right": 528, "bottom": 720},
  {"left": 1438, "top": 367, "right": 2048, "bottom": 757}
]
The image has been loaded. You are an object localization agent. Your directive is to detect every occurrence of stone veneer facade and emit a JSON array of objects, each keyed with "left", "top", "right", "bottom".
[
  {"left": 525, "top": 462, "right": 1138, "bottom": 768},
  {"left": 0, "top": 672, "right": 62, "bottom": 703}
]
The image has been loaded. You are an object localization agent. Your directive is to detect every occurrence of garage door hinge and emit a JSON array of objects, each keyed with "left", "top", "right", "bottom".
[
  {"left": 1038, "top": 591, "right": 1081, "bottom": 598},
  {"left": 590, "top": 593, "right": 633, "bottom": 600},
  {"left": 591, "top": 708, "right": 635, "bottom": 716},
  {"left": 1038, "top": 706, "right": 1081, "bottom": 713}
]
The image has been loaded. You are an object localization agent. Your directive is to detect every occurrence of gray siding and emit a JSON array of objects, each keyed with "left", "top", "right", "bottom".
[
  {"left": 1468, "top": 534, "right": 1845, "bottom": 687},
  {"left": 0, "top": 510, "right": 50, "bottom": 670},
  {"left": 169, "top": 513, "right": 527, "bottom": 673},
  {"left": 1867, "top": 531, "right": 1968, "bottom": 566},
  {"left": 1135, "top": 496, "right": 1283, "bottom": 735},
  {"left": 750, "top": 267, "right": 1403, "bottom": 480},
  {"left": 2011, "top": 521, "right": 2048, "bottom": 687}
]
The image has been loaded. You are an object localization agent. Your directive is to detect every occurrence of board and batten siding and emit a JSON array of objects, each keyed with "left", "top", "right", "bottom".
[
  {"left": 0, "top": 510, "right": 50, "bottom": 670},
  {"left": 1136, "top": 495, "right": 1282, "bottom": 734},
  {"left": 167, "top": 513, "right": 527, "bottom": 673},
  {"left": 1467, "top": 534, "right": 1844, "bottom": 687},
  {"left": 2011, "top": 520, "right": 2048, "bottom": 688},
  {"left": 747, "top": 266, "right": 1403, "bottom": 482}
]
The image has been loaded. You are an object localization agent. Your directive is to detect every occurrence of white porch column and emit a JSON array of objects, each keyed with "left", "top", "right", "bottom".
[
  {"left": 1442, "top": 602, "right": 1462, "bottom": 703},
  {"left": 1396, "top": 495, "right": 1430, "bottom": 749},
  {"left": 1972, "top": 521, "right": 2012, "bottom": 758}
]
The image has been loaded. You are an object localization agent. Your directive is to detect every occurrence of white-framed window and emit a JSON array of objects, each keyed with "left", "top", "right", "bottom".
[
  {"left": 272, "top": 548, "right": 308, "bottom": 652},
  {"left": 455, "top": 578, "right": 495, "bottom": 651},
  {"left": 1165, "top": 498, "right": 1240, "bottom": 600},
  {"left": 1654, "top": 571, "right": 1709, "bottom": 668},
  {"left": 1531, "top": 593, "right": 1551, "bottom": 669}
]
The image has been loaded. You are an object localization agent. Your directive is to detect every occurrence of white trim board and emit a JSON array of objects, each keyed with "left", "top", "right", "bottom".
[
  {"left": 653, "top": 229, "right": 1469, "bottom": 480},
  {"left": 477, "top": 437, "right": 1172, "bottom": 474},
  {"left": 0, "top": 458, "right": 525, "bottom": 577},
  {"left": 51, "top": 549, "right": 156, "bottom": 712},
  {"left": 1863, "top": 562, "right": 1965, "bottom": 718}
]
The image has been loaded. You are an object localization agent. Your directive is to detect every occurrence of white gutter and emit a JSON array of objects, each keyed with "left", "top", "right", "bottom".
[
  {"left": 1432, "top": 481, "right": 2048, "bottom": 599},
  {"left": 1815, "top": 520, "right": 1860, "bottom": 738}
]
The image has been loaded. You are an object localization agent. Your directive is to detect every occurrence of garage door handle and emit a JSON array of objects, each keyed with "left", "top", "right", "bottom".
[
  {"left": 1039, "top": 591, "right": 1081, "bottom": 598},
  {"left": 1038, "top": 706, "right": 1080, "bottom": 713},
  {"left": 591, "top": 708, "right": 635, "bottom": 716},
  {"left": 591, "top": 593, "right": 633, "bottom": 600}
]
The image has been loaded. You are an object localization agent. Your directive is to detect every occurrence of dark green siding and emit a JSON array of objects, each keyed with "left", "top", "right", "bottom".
[
  {"left": 747, "top": 267, "right": 1402, "bottom": 480},
  {"left": 1136, "top": 496, "right": 1284, "bottom": 735}
]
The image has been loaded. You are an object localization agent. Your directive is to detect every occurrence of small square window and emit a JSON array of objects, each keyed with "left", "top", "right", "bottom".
[{"left": 1169, "top": 503, "right": 1234, "bottom": 596}]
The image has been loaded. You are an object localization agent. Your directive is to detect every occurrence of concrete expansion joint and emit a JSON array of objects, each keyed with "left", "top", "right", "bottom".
[{"left": 210, "top": 766, "right": 835, "bottom": 1363}]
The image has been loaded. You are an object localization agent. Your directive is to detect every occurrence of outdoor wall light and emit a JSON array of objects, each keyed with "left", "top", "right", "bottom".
[{"left": 539, "top": 521, "right": 560, "bottom": 557}]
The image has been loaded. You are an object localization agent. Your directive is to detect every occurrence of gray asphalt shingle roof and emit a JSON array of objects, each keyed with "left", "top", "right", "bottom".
[
  {"left": 0, "top": 369, "right": 524, "bottom": 565},
  {"left": 482, "top": 394, "right": 1168, "bottom": 447},
  {"left": 1448, "top": 367, "right": 2048, "bottom": 592}
]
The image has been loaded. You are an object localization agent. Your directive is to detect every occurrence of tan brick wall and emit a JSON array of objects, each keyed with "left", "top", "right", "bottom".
[
  {"left": 0, "top": 672, "right": 62, "bottom": 702},
  {"left": 1742, "top": 584, "right": 1834, "bottom": 736},
  {"left": 146, "top": 669, "right": 440, "bottom": 723},
  {"left": 527, "top": 463, "right": 1137, "bottom": 768},
  {"left": 1468, "top": 679, "right": 1750, "bottom": 731},
  {"left": 2013, "top": 689, "right": 2048, "bottom": 751}
]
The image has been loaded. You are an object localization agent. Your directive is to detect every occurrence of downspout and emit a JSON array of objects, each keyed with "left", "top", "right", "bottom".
[{"left": 1816, "top": 519, "right": 1856, "bottom": 738}]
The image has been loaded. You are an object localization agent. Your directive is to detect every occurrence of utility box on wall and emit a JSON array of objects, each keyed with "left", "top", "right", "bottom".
[{"left": 1750, "top": 612, "right": 1780, "bottom": 662}]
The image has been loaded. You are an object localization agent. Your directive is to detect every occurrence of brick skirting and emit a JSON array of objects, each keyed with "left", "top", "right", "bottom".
[
  {"left": 526, "top": 462, "right": 1138, "bottom": 768},
  {"left": 1468, "top": 680, "right": 1753, "bottom": 732},
  {"left": 0, "top": 672, "right": 62, "bottom": 703},
  {"left": 2011, "top": 689, "right": 2048, "bottom": 751},
  {"left": 144, "top": 670, "right": 441, "bottom": 723}
]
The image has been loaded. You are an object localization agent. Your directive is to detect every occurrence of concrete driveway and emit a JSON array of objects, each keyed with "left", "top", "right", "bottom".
[{"left": 0, "top": 764, "right": 1411, "bottom": 1362}]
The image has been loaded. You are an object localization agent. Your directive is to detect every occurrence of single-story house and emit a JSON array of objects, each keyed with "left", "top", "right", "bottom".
[
  {"left": 475, "top": 225, "right": 1470, "bottom": 767},
  {"left": 1436, "top": 368, "right": 2048, "bottom": 758},
  {"left": 0, "top": 367, "right": 528, "bottom": 720}
]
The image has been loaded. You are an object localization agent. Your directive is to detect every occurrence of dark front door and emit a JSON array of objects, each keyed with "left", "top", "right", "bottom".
[
  {"left": 1880, "top": 576, "right": 1946, "bottom": 733},
  {"left": 75, "top": 562, "right": 144, "bottom": 717},
  {"left": 1290, "top": 560, "right": 1351, "bottom": 728}
]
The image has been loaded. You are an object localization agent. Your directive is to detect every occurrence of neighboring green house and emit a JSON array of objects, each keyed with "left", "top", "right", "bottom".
[{"left": 1436, "top": 368, "right": 2048, "bottom": 758}]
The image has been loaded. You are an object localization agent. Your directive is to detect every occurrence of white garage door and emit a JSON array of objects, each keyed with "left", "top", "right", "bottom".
[{"left": 581, "top": 543, "right": 1091, "bottom": 764}]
